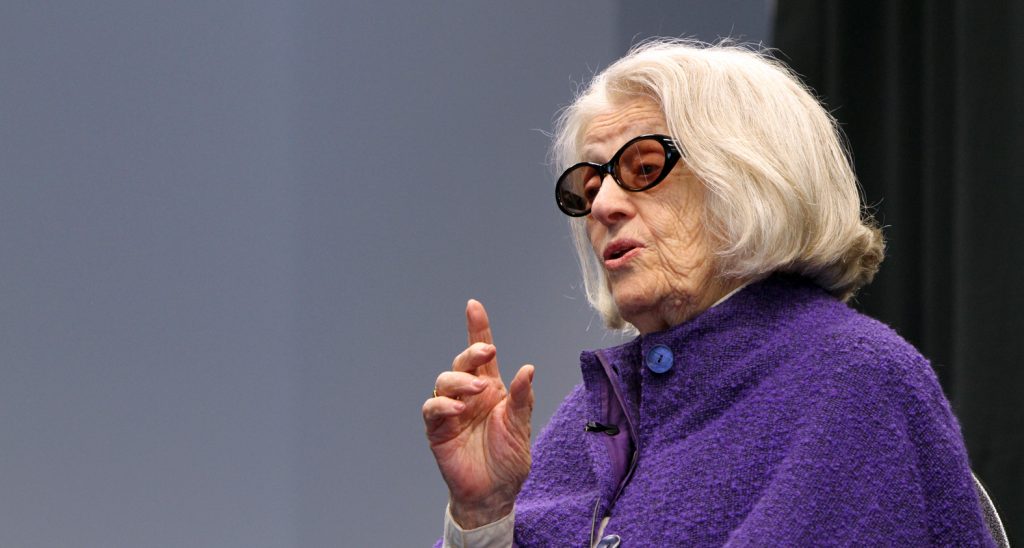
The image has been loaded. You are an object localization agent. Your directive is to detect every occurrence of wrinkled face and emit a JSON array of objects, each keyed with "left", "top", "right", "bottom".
[{"left": 582, "top": 98, "right": 729, "bottom": 333}]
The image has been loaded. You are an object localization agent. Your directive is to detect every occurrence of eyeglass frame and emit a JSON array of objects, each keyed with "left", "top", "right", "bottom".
[{"left": 554, "top": 133, "right": 682, "bottom": 217}]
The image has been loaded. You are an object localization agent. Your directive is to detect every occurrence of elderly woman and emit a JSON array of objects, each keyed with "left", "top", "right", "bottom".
[{"left": 423, "top": 40, "right": 995, "bottom": 546}]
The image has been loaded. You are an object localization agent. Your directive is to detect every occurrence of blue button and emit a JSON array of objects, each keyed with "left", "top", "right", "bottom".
[
  {"left": 645, "top": 345, "right": 673, "bottom": 373},
  {"left": 596, "top": 534, "right": 621, "bottom": 548}
]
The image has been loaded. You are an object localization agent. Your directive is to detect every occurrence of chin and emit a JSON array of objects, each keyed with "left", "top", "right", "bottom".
[{"left": 609, "top": 286, "right": 658, "bottom": 319}]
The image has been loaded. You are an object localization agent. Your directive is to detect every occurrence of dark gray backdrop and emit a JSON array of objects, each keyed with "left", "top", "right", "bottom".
[{"left": 0, "top": 2, "right": 770, "bottom": 546}]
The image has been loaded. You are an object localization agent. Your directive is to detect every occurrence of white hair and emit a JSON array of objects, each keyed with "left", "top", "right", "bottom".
[{"left": 552, "top": 39, "right": 884, "bottom": 331}]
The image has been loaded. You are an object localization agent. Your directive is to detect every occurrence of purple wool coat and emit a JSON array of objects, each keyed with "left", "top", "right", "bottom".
[{"left": 509, "top": 275, "right": 993, "bottom": 546}]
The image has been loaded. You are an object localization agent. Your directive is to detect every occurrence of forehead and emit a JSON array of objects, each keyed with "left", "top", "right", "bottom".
[{"left": 581, "top": 99, "right": 667, "bottom": 160}]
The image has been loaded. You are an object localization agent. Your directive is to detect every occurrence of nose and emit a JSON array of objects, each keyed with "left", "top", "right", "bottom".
[{"left": 589, "top": 174, "right": 635, "bottom": 225}]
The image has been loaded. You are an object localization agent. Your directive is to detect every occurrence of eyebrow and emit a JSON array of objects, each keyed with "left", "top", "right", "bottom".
[
  {"left": 580, "top": 123, "right": 662, "bottom": 162},
  {"left": 578, "top": 145, "right": 604, "bottom": 164}
]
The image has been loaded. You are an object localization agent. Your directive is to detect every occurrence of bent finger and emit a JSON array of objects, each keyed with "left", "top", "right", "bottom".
[
  {"left": 422, "top": 396, "right": 466, "bottom": 430},
  {"left": 434, "top": 370, "right": 489, "bottom": 398},
  {"left": 451, "top": 341, "right": 497, "bottom": 374}
]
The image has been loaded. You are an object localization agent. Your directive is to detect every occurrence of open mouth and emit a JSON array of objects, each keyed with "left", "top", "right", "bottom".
[
  {"left": 603, "top": 240, "right": 644, "bottom": 263},
  {"left": 607, "top": 246, "right": 632, "bottom": 260}
]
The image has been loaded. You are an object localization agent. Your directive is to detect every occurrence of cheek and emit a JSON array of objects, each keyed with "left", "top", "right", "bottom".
[
  {"left": 646, "top": 202, "right": 711, "bottom": 276},
  {"left": 649, "top": 204, "right": 703, "bottom": 251},
  {"left": 586, "top": 219, "right": 608, "bottom": 253}
]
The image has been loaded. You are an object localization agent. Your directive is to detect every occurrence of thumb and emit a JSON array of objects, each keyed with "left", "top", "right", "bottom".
[{"left": 507, "top": 364, "right": 535, "bottom": 433}]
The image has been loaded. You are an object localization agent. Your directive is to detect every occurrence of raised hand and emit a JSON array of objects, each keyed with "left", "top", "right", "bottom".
[{"left": 422, "top": 299, "right": 535, "bottom": 528}]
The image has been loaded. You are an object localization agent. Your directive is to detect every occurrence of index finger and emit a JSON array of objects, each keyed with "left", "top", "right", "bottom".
[
  {"left": 465, "top": 299, "right": 499, "bottom": 378},
  {"left": 466, "top": 299, "right": 494, "bottom": 346}
]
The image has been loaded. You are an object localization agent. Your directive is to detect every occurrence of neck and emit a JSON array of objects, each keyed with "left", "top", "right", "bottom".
[{"left": 630, "top": 276, "right": 749, "bottom": 335}]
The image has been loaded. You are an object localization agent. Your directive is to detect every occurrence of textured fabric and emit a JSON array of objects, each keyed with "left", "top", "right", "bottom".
[
  {"left": 512, "top": 275, "right": 994, "bottom": 546},
  {"left": 436, "top": 283, "right": 753, "bottom": 548}
]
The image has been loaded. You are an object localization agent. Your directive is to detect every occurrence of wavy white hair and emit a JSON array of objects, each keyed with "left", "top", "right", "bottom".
[{"left": 552, "top": 39, "right": 884, "bottom": 331}]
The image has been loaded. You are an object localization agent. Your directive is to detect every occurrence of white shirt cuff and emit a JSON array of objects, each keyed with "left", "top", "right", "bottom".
[{"left": 442, "top": 503, "right": 514, "bottom": 548}]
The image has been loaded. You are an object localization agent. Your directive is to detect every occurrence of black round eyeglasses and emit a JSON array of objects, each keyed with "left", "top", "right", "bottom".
[{"left": 555, "top": 134, "right": 681, "bottom": 217}]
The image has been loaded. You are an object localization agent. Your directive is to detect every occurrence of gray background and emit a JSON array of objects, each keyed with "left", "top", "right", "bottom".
[{"left": 0, "top": 2, "right": 770, "bottom": 546}]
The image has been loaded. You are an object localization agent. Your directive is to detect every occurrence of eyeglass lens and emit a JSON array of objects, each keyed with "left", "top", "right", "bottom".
[{"left": 556, "top": 137, "right": 671, "bottom": 216}]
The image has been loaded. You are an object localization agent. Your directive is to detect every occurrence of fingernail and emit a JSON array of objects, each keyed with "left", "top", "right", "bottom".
[
  {"left": 454, "top": 401, "right": 466, "bottom": 411},
  {"left": 472, "top": 379, "right": 487, "bottom": 389}
]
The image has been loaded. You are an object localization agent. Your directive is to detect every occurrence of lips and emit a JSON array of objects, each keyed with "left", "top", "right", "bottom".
[{"left": 603, "top": 239, "right": 645, "bottom": 267}]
